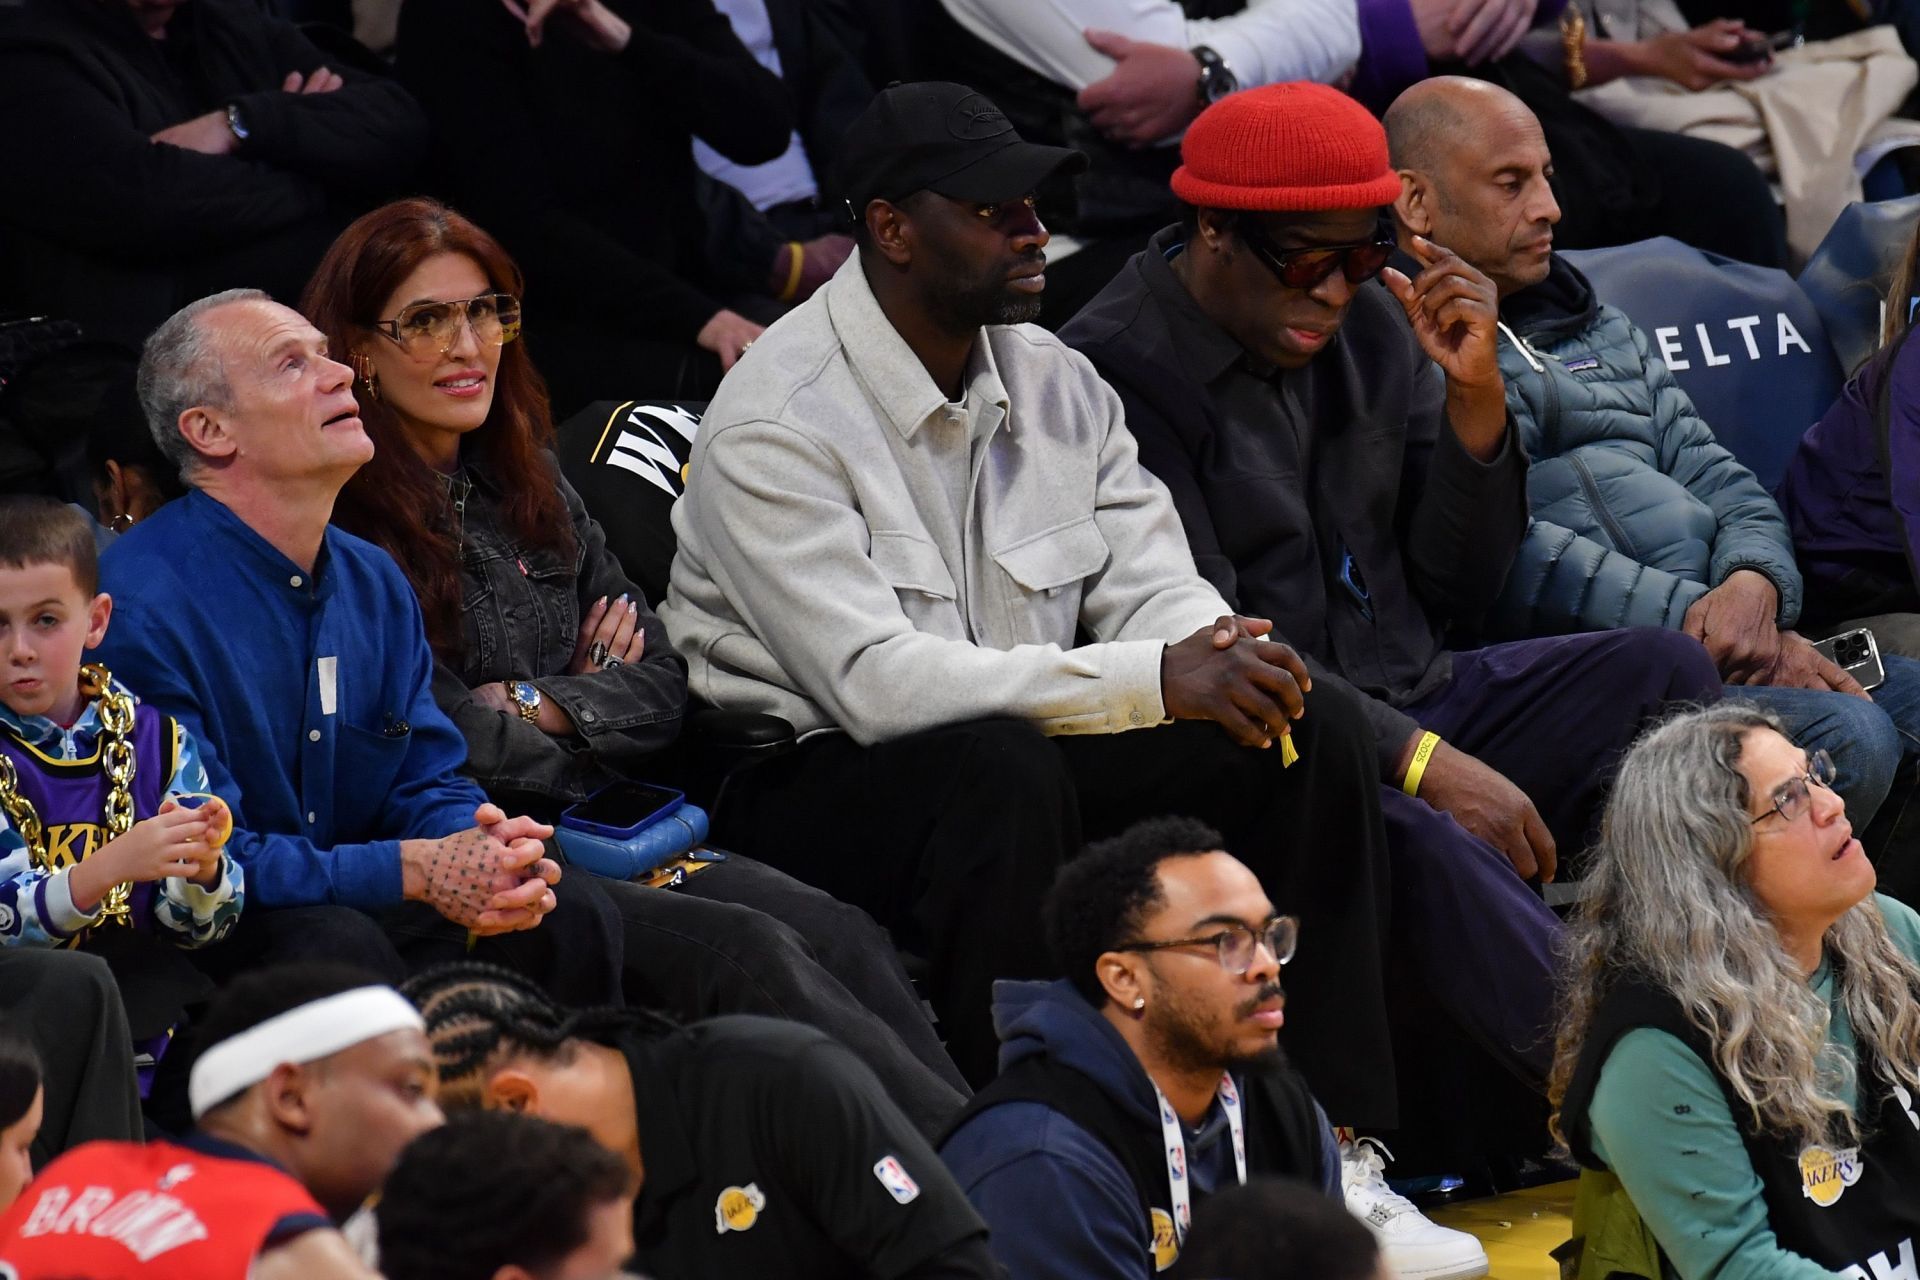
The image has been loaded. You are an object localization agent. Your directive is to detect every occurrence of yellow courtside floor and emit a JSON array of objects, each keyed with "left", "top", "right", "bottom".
[{"left": 1427, "top": 1181, "right": 1577, "bottom": 1280}]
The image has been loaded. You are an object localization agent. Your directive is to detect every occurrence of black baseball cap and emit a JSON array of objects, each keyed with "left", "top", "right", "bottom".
[{"left": 836, "top": 81, "right": 1087, "bottom": 216}]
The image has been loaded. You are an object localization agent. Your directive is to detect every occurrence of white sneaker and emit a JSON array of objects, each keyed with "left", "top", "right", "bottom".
[{"left": 1340, "top": 1138, "right": 1490, "bottom": 1280}]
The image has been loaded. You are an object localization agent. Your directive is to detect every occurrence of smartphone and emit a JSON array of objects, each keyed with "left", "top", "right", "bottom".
[
  {"left": 1723, "top": 35, "right": 1773, "bottom": 63},
  {"left": 560, "top": 781, "right": 685, "bottom": 839},
  {"left": 1813, "top": 628, "right": 1886, "bottom": 692}
]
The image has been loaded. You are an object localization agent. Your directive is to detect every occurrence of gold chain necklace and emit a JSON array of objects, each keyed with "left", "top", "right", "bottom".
[{"left": 0, "top": 663, "right": 139, "bottom": 930}]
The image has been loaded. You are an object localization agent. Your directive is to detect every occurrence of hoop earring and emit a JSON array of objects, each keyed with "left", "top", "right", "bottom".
[{"left": 351, "top": 353, "right": 380, "bottom": 402}]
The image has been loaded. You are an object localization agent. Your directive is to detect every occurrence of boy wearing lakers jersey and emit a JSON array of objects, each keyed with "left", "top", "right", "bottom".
[{"left": 0, "top": 497, "right": 241, "bottom": 969}]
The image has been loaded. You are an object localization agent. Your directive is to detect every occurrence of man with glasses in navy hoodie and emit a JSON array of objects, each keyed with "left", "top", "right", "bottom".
[{"left": 939, "top": 817, "right": 1487, "bottom": 1280}]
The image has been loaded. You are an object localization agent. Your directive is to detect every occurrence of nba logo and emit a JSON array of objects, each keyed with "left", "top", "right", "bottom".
[
  {"left": 873, "top": 1156, "right": 922, "bottom": 1204},
  {"left": 1168, "top": 1145, "right": 1186, "bottom": 1180}
]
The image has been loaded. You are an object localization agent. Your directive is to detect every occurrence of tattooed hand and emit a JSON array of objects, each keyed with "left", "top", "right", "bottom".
[
  {"left": 400, "top": 824, "right": 558, "bottom": 935},
  {"left": 474, "top": 802, "right": 561, "bottom": 894}
]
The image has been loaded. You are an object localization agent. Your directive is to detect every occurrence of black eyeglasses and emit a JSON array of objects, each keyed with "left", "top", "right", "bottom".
[
  {"left": 1750, "top": 749, "right": 1837, "bottom": 826},
  {"left": 1116, "top": 916, "right": 1299, "bottom": 975},
  {"left": 1235, "top": 221, "right": 1397, "bottom": 291}
]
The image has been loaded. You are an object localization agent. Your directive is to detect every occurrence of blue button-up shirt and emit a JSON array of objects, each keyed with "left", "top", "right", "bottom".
[{"left": 97, "top": 491, "right": 487, "bottom": 909}]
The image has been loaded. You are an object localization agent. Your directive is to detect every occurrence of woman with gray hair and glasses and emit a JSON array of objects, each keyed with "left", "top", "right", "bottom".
[{"left": 1552, "top": 702, "right": 1920, "bottom": 1280}]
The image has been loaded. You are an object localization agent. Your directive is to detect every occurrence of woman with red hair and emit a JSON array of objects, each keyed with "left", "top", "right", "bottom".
[
  {"left": 306, "top": 197, "right": 676, "bottom": 798},
  {"left": 302, "top": 198, "right": 969, "bottom": 1135}
]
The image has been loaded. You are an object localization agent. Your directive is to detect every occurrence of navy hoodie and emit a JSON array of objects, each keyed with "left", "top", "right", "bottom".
[{"left": 939, "top": 980, "right": 1339, "bottom": 1280}]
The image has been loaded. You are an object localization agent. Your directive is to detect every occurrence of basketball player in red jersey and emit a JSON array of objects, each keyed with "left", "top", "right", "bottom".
[{"left": 0, "top": 964, "right": 442, "bottom": 1279}]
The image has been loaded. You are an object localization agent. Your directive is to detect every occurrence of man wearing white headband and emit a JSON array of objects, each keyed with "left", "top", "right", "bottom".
[{"left": 0, "top": 964, "right": 440, "bottom": 1279}]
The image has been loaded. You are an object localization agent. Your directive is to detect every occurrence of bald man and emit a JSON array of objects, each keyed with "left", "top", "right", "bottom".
[{"left": 1387, "top": 76, "right": 1920, "bottom": 831}]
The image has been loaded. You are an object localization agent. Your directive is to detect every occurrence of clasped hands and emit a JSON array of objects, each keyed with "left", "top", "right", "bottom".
[
  {"left": 1161, "top": 613, "right": 1311, "bottom": 749},
  {"left": 401, "top": 803, "right": 560, "bottom": 937}
]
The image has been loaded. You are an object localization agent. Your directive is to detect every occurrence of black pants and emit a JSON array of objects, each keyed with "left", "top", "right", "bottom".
[
  {"left": 161, "top": 858, "right": 968, "bottom": 1138},
  {"left": 0, "top": 949, "right": 142, "bottom": 1164},
  {"left": 1554, "top": 123, "right": 1791, "bottom": 269},
  {"left": 718, "top": 680, "right": 1401, "bottom": 1126}
]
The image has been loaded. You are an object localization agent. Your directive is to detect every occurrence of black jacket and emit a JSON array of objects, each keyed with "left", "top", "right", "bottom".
[
  {"left": 691, "top": 0, "right": 874, "bottom": 292},
  {"left": 432, "top": 454, "right": 688, "bottom": 811},
  {"left": 763, "top": 0, "right": 870, "bottom": 184},
  {"left": 1060, "top": 228, "right": 1529, "bottom": 776},
  {"left": 396, "top": 0, "right": 793, "bottom": 343},
  {"left": 0, "top": 0, "right": 426, "bottom": 343}
]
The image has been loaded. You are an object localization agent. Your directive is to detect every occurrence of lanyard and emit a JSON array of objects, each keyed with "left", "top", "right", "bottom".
[{"left": 1152, "top": 1074, "right": 1248, "bottom": 1246}]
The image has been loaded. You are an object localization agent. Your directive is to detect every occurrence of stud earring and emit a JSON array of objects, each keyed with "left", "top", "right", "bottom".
[
  {"left": 1133, "top": 998, "right": 1146, "bottom": 1011},
  {"left": 351, "top": 353, "right": 380, "bottom": 402}
]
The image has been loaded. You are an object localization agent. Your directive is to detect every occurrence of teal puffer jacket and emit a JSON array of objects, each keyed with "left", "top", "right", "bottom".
[{"left": 1485, "top": 258, "right": 1802, "bottom": 639}]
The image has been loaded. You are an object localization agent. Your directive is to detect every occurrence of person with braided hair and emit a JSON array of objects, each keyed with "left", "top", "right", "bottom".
[
  {"left": 403, "top": 963, "right": 1000, "bottom": 1280},
  {"left": 0, "top": 495, "right": 244, "bottom": 1054}
]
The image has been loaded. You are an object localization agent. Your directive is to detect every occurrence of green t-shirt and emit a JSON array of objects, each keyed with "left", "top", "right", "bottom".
[{"left": 1587, "top": 894, "right": 1920, "bottom": 1280}]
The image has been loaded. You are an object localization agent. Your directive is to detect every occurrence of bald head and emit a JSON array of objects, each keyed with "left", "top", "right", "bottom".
[
  {"left": 1385, "top": 76, "right": 1561, "bottom": 299},
  {"left": 1385, "top": 76, "right": 1538, "bottom": 175}
]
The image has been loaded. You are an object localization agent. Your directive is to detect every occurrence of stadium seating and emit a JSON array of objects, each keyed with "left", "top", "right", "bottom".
[
  {"left": 1564, "top": 237, "right": 1843, "bottom": 491},
  {"left": 1798, "top": 193, "right": 1920, "bottom": 375}
]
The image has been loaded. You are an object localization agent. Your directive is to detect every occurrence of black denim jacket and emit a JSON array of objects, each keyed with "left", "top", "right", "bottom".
[{"left": 431, "top": 452, "right": 688, "bottom": 807}]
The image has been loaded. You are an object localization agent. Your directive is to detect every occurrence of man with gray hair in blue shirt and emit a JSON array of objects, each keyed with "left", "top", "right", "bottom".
[{"left": 97, "top": 287, "right": 971, "bottom": 1135}]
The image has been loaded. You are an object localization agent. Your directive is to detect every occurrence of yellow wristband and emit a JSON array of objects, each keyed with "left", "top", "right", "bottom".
[
  {"left": 776, "top": 242, "right": 807, "bottom": 302},
  {"left": 1402, "top": 730, "right": 1441, "bottom": 797}
]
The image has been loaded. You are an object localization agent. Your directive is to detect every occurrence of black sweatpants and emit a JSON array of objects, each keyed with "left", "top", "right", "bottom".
[
  {"left": 0, "top": 949, "right": 142, "bottom": 1164},
  {"left": 155, "top": 860, "right": 968, "bottom": 1139},
  {"left": 717, "top": 679, "right": 1402, "bottom": 1127}
]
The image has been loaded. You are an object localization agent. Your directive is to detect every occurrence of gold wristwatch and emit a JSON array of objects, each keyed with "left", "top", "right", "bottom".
[{"left": 508, "top": 681, "right": 542, "bottom": 724}]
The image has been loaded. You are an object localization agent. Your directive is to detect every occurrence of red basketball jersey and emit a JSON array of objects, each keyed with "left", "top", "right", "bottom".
[{"left": 0, "top": 1137, "right": 329, "bottom": 1279}]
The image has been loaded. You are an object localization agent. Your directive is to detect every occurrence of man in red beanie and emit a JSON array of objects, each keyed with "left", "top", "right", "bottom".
[{"left": 1060, "top": 80, "right": 1723, "bottom": 1275}]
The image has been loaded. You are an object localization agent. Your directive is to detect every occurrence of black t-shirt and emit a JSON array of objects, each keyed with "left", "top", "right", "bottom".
[{"left": 620, "top": 1017, "right": 994, "bottom": 1280}]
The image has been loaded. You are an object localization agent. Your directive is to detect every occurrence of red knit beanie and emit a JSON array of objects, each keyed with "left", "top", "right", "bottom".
[{"left": 1171, "top": 82, "right": 1400, "bottom": 213}]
